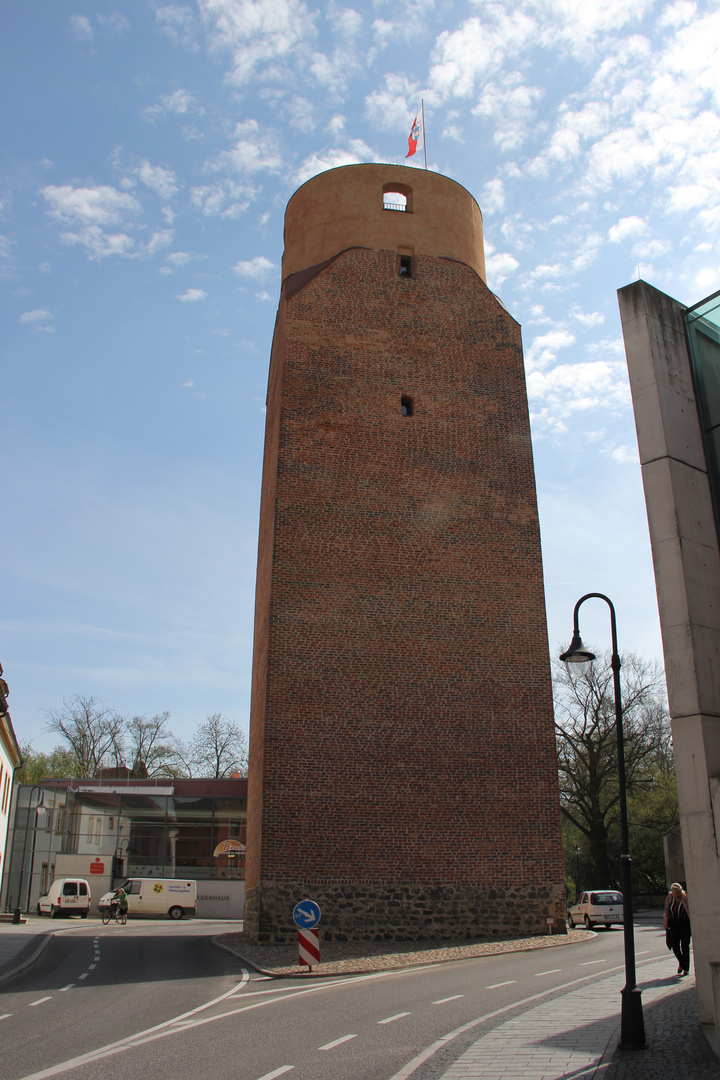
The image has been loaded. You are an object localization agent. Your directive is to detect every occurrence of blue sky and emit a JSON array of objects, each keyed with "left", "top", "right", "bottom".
[{"left": 3, "top": 0, "right": 719, "bottom": 751}]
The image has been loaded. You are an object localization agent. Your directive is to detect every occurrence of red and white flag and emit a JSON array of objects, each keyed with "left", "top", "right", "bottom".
[{"left": 406, "top": 111, "right": 424, "bottom": 158}]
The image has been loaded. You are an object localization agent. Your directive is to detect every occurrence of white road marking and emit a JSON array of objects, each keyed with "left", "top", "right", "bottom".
[
  {"left": 29, "top": 998, "right": 52, "bottom": 1007},
  {"left": 433, "top": 995, "right": 464, "bottom": 1004},
  {"left": 256, "top": 1069, "right": 294, "bottom": 1080},
  {"left": 486, "top": 981, "right": 516, "bottom": 988},
  {"left": 319, "top": 1034, "right": 358, "bottom": 1050},
  {"left": 378, "top": 1012, "right": 411, "bottom": 1024},
  {"left": 535, "top": 969, "right": 561, "bottom": 976},
  {"left": 88, "top": 965, "right": 97, "bottom": 970},
  {"left": 0, "top": 1013, "right": 13, "bottom": 1020},
  {"left": 59, "top": 985, "right": 74, "bottom": 992},
  {"left": 581, "top": 960, "right": 606, "bottom": 966},
  {"left": 252, "top": 975, "right": 273, "bottom": 981},
  {"left": 77, "top": 974, "right": 88, "bottom": 980},
  {"left": 637, "top": 950, "right": 650, "bottom": 955}
]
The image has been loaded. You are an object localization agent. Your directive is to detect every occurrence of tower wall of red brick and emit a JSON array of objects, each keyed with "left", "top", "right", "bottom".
[{"left": 245, "top": 166, "right": 565, "bottom": 944}]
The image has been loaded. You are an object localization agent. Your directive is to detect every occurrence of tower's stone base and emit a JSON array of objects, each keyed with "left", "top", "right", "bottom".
[{"left": 244, "top": 881, "right": 567, "bottom": 944}]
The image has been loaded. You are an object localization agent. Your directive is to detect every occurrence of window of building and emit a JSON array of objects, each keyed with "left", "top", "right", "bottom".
[
  {"left": 382, "top": 182, "right": 413, "bottom": 213},
  {"left": 401, "top": 396, "right": 414, "bottom": 417},
  {"left": 399, "top": 256, "right": 412, "bottom": 277}
]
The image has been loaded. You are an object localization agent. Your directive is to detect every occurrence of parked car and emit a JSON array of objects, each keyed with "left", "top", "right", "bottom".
[
  {"left": 37, "top": 878, "right": 91, "bottom": 918},
  {"left": 568, "top": 890, "right": 624, "bottom": 929},
  {"left": 98, "top": 878, "right": 197, "bottom": 920}
]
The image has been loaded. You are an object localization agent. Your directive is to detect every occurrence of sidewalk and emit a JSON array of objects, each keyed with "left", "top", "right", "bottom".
[{"left": 422, "top": 960, "right": 720, "bottom": 1080}]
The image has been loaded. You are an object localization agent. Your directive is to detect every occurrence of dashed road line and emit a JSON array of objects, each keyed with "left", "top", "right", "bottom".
[
  {"left": 88, "top": 965, "right": 97, "bottom": 970},
  {"left": 535, "top": 969, "right": 561, "bottom": 976},
  {"left": 486, "top": 981, "right": 516, "bottom": 989},
  {"left": 29, "top": 998, "right": 52, "bottom": 1007},
  {"left": 256, "top": 1069, "right": 295, "bottom": 1080},
  {"left": 0, "top": 1013, "right": 13, "bottom": 1021},
  {"left": 77, "top": 973, "right": 88, "bottom": 980},
  {"left": 378, "top": 1012, "right": 411, "bottom": 1024},
  {"left": 319, "top": 1034, "right": 358, "bottom": 1050},
  {"left": 581, "top": 960, "right": 607, "bottom": 966},
  {"left": 59, "top": 986, "right": 74, "bottom": 992},
  {"left": 433, "top": 995, "right": 464, "bottom": 1004}
]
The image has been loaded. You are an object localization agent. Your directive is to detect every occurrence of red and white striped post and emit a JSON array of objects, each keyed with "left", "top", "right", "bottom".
[{"left": 298, "top": 928, "right": 320, "bottom": 970}]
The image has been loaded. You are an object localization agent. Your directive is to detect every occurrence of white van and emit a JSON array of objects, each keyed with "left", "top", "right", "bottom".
[
  {"left": 98, "top": 878, "right": 197, "bottom": 920},
  {"left": 37, "top": 878, "right": 91, "bottom": 918}
]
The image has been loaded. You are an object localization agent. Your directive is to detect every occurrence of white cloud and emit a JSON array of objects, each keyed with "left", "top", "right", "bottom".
[
  {"left": 136, "top": 161, "right": 180, "bottom": 200},
  {"left": 232, "top": 255, "right": 277, "bottom": 278},
  {"left": 96, "top": 12, "right": 130, "bottom": 34},
  {"left": 525, "top": 329, "right": 576, "bottom": 372},
  {"left": 528, "top": 360, "right": 631, "bottom": 436},
  {"left": 143, "top": 89, "right": 205, "bottom": 122},
  {"left": 198, "top": 0, "right": 316, "bottom": 85},
  {"left": 69, "top": 15, "right": 93, "bottom": 40},
  {"left": 190, "top": 181, "right": 253, "bottom": 218},
  {"left": 608, "top": 216, "right": 647, "bottom": 242},
  {"left": 430, "top": 13, "right": 536, "bottom": 100},
  {"left": 485, "top": 252, "right": 519, "bottom": 288},
  {"left": 292, "top": 141, "right": 374, "bottom": 185},
  {"left": 207, "top": 119, "right": 282, "bottom": 175},
  {"left": 20, "top": 309, "right": 53, "bottom": 324},
  {"left": 472, "top": 78, "right": 543, "bottom": 152},
  {"left": 41, "top": 184, "right": 140, "bottom": 227},
  {"left": 571, "top": 306, "right": 605, "bottom": 328},
  {"left": 255, "top": 290, "right": 273, "bottom": 301},
  {"left": 176, "top": 288, "right": 207, "bottom": 302},
  {"left": 610, "top": 444, "right": 638, "bottom": 464},
  {"left": 156, "top": 5, "right": 198, "bottom": 49}
]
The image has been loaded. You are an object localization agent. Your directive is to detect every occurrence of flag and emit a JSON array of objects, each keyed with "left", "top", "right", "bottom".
[{"left": 406, "top": 112, "right": 424, "bottom": 158}]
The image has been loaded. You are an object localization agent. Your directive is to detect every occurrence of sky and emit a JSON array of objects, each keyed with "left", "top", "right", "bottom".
[{"left": 3, "top": 0, "right": 719, "bottom": 753}]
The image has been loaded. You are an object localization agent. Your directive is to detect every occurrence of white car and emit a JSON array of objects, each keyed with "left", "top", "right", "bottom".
[
  {"left": 37, "top": 878, "right": 91, "bottom": 918},
  {"left": 568, "top": 890, "right": 624, "bottom": 929}
]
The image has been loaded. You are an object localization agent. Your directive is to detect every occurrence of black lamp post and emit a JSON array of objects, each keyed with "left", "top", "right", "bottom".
[
  {"left": 560, "top": 592, "right": 646, "bottom": 1051},
  {"left": 575, "top": 844, "right": 581, "bottom": 899},
  {"left": 13, "top": 786, "right": 45, "bottom": 924}
]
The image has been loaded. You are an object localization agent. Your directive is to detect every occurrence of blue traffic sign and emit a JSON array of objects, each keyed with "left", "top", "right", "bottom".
[{"left": 293, "top": 900, "right": 321, "bottom": 929}]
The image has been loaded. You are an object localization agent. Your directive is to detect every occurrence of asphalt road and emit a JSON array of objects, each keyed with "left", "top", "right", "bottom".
[{"left": 0, "top": 918, "right": 671, "bottom": 1080}]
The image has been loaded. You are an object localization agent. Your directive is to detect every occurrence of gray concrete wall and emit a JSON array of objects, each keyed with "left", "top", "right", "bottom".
[{"left": 618, "top": 279, "right": 720, "bottom": 1036}]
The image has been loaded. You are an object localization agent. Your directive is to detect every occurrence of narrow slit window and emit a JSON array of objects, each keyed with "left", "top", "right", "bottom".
[
  {"left": 399, "top": 256, "right": 412, "bottom": 277},
  {"left": 401, "top": 396, "right": 414, "bottom": 417}
]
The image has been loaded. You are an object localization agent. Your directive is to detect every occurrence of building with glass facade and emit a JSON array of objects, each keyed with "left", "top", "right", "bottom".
[{"left": 1, "top": 776, "right": 247, "bottom": 919}]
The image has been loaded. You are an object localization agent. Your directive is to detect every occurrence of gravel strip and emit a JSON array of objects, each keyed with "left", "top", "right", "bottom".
[{"left": 216, "top": 928, "right": 592, "bottom": 977}]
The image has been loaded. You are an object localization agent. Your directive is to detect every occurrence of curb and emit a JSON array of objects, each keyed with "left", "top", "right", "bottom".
[{"left": 212, "top": 928, "right": 597, "bottom": 980}]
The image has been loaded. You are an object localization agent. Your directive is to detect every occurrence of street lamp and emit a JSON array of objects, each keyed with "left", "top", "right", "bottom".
[
  {"left": 560, "top": 592, "right": 646, "bottom": 1051},
  {"left": 575, "top": 844, "right": 581, "bottom": 899},
  {"left": 13, "top": 786, "right": 46, "bottom": 924}
]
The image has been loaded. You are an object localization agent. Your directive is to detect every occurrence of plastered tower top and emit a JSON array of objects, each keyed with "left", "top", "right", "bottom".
[{"left": 282, "top": 163, "right": 486, "bottom": 283}]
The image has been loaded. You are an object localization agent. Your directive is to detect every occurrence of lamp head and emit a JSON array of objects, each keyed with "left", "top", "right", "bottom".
[{"left": 560, "top": 632, "right": 595, "bottom": 677}]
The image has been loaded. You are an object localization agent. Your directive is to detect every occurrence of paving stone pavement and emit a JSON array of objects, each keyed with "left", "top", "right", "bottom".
[{"left": 433, "top": 960, "right": 720, "bottom": 1080}]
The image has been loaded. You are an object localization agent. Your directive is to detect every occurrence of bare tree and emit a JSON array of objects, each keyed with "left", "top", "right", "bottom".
[
  {"left": 188, "top": 713, "right": 248, "bottom": 778},
  {"left": 554, "top": 650, "right": 672, "bottom": 887},
  {"left": 44, "top": 694, "right": 124, "bottom": 778},
  {"left": 124, "top": 712, "right": 184, "bottom": 778}
]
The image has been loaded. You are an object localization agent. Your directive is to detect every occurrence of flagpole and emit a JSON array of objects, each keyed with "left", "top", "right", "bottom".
[{"left": 422, "top": 99, "right": 427, "bottom": 170}]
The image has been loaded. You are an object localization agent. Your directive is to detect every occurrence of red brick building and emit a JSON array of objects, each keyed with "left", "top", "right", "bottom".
[{"left": 245, "top": 164, "right": 565, "bottom": 944}]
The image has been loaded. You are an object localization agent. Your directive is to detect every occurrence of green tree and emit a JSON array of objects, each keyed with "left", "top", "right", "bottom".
[
  {"left": 554, "top": 650, "right": 675, "bottom": 891},
  {"left": 16, "top": 742, "right": 79, "bottom": 784}
]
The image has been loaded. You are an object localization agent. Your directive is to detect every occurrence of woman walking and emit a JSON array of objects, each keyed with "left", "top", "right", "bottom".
[{"left": 664, "top": 882, "right": 691, "bottom": 975}]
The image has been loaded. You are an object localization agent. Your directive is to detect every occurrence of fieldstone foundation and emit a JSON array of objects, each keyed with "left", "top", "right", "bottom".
[{"left": 244, "top": 881, "right": 567, "bottom": 945}]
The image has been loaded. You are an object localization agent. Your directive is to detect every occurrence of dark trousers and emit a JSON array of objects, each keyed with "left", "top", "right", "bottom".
[{"left": 668, "top": 920, "right": 691, "bottom": 971}]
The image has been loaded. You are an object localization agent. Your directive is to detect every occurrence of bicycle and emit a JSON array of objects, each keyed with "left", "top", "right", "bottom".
[{"left": 101, "top": 902, "right": 127, "bottom": 925}]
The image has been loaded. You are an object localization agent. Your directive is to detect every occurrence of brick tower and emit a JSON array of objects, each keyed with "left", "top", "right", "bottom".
[{"left": 245, "top": 163, "right": 565, "bottom": 944}]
